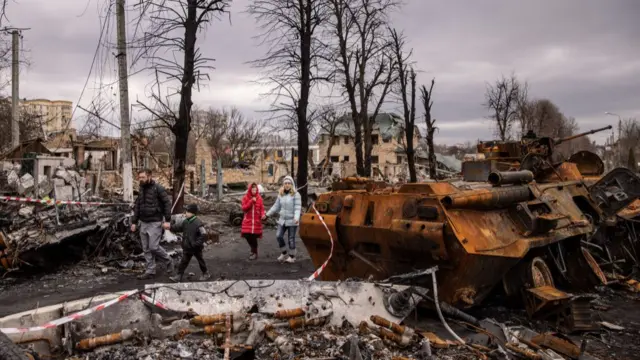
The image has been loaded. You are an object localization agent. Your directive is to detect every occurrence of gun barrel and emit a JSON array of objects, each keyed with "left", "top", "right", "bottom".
[
  {"left": 555, "top": 125, "right": 612, "bottom": 145},
  {"left": 441, "top": 187, "right": 532, "bottom": 209}
]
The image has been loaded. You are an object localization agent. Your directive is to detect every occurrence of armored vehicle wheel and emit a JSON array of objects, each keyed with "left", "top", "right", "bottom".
[{"left": 503, "top": 257, "right": 554, "bottom": 297}]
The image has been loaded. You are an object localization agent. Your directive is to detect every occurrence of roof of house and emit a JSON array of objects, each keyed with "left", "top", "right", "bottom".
[
  {"left": 315, "top": 113, "right": 410, "bottom": 143},
  {"left": 2, "top": 138, "right": 53, "bottom": 160}
]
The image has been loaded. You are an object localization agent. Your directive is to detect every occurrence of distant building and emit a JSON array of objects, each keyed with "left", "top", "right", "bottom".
[
  {"left": 21, "top": 99, "right": 73, "bottom": 134},
  {"left": 315, "top": 112, "right": 421, "bottom": 179}
]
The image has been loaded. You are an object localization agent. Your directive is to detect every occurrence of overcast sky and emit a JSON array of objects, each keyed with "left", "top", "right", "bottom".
[{"left": 7, "top": 0, "right": 640, "bottom": 145}]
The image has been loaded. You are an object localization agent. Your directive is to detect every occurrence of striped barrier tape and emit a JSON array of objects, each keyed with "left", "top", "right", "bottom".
[
  {"left": 307, "top": 203, "right": 335, "bottom": 281},
  {"left": 140, "top": 293, "right": 169, "bottom": 311},
  {"left": 0, "top": 289, "right": 141, "bottom": 334},
  {"left": 1, "top": 195, "right": 129, "bottom": 207}
]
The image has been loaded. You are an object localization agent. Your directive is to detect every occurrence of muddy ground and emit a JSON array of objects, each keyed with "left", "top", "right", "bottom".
[{"left": 0, "top": 218, "right": 315, "bottom": 317}]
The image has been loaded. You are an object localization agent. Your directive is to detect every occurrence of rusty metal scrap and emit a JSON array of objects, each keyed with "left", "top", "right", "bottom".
[
  {"left": 505, "top": 342, "right": 542, "bottom": 360},
  {"left": 190, "top": 314, "right": 228, "bottom": 326},
  {"left": 274, "top": 308, "right": 306, "bottom": 319},
  {"left": 531, "top": 333, "right": 582, "bottom": 359},
  {"left": 370, "top": 315, "right": 414, "bottom": 336},
  {"left": 75, "top": 329, "right": 135, "bottom": 351}
]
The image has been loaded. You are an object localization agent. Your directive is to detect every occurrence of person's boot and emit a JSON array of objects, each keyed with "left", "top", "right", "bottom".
[
  {"left": 166, "top": 260, "right": 176, "bottom": 275},
  {"left": 285, "top": 255, "right": 296, "bottom": 264},
  {"left": 248, "top": 250, "right": 258, "bottom": 261},
  {"left": 137, "top": 273, "right": 155, "bottom": 280},
  {"left": 170, "top": 274, "right": 183, "bottom": 282},
  {"left": 277, "top": 252, "right": 288, "bottom": 262},
  {"left": 199, "top": 272, "right": 211, "bottom": 281}
]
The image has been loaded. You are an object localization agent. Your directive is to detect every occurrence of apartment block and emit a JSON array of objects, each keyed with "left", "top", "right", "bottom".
[{"left": 21, "top": 99, "right": 73, "bottom": 133}]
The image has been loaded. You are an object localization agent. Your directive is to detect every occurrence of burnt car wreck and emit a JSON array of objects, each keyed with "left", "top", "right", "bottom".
[{"left": 300, "top": 125, "right": 640, "bottom": 323}]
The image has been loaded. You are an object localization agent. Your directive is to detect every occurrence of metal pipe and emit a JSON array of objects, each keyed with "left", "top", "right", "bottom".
[
  {"left": 488, "top": 170, "right": 534, "bottom": 186},
  {"left": 441, "top": 187, "right": 532, "bottom": 209},
  {"left": 76, "top": 329, "right": 134, "bottom": 350}
]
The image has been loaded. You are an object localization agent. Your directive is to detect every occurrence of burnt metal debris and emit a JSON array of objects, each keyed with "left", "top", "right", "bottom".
[
  {"left": 300, "top": 125, "right": 640, "bottom": 325},
  {"left": 0, "top": 275, "right": 613, "bottom": 360}
]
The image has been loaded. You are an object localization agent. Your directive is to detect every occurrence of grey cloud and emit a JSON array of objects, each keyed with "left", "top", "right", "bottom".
[{"left": 5, "top": 0, "right": 639, "bottom": 144}]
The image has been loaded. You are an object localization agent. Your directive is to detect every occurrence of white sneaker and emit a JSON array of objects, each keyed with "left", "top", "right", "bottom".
[
  {"left": 285, "top": 256, "right": 296, "bottom": 264},
  {"left": 277, "top": 253, "right": 288, "bottom": 262}
]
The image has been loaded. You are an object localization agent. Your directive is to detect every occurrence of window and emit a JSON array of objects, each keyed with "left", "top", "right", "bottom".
[
  {"left": 382, "top": 137, "right": 391, "bottom": 143},
  {"left": 396, "top": 155, "right": 403, "bottom": 164},
  {"left": 371, "top": 135, "right": 379, "bottom": 144},
  {"left": 276, "top": 150, "right": 283, "bottom": 157},
  {"left": 309, "top": 150, "right": 314, "bottom": 159},
  {"left": 332, "top": 136, "right": 340, "bottom": 145},
  {"left": 330, "top": 156, "right": 340, "bottom": 163},
  {"left": 371, "top": 156, "right": 379, "bottom": 164},
  {"left": 293, "top": 149, "right": 299, "bottom": 156},
  {"left": 344, "top": 156, "right": 350, "bottom": 162},
  {"left": 344, "top": 136, "right": 350, "bottom": 144}
]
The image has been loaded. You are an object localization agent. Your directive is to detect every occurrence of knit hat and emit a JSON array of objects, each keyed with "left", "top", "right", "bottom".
[
  {"left": 185, "top": 204, "right": 199, "bottom": 215},
  {"left": 282, "top": 176, "right": 296, "bottom": 193},
  {"left": 283, "top": 176, "right": 295, "bottom": 186}
]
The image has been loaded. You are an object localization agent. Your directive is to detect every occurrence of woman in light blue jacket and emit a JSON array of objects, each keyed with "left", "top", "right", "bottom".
[{"left": 263, "top": 176, "right": 301, "bottom": 263}]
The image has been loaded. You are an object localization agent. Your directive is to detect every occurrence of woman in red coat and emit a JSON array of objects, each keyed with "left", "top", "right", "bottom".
[{"left": 241, "top": 183, "right": 265, "bottom": 260}]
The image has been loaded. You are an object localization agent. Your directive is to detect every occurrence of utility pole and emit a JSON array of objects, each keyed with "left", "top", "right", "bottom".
[
  {"left": 217, "top": 158, "right": 223, "bottom": 200},
  {"left": 116, "top": 0, "right": 133, "bottom": 203},
  {"left": 11, "top": 30, "right": 19, "bottom": 148}
]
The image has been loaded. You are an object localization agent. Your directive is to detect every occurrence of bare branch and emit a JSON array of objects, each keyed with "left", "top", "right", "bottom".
[{"left": 484, "top": 73, "right": 525, "bottom": 141}]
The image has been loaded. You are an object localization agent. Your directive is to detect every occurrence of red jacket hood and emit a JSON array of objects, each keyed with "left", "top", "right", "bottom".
[{"left": 244, "top": 185, "right": 263, "bottom": 203}]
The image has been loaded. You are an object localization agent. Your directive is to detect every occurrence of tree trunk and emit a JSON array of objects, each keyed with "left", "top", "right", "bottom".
[
  {"left": 353, "top": 120, "right": 364, "bottom": 176},
  {"left": 407, "top": 71, "right": 417, "bottom": 183},
  {"left": 323, "top": 140, "right": 334, "bottom": 177},
  {"left": 296, "top": 1, "right": 311, "bottom": 207},
  {"left": 171, "top": 0, "right": 198, "bottom": 214},
  {"left": 406, "top": 132, "right": 416, "bottom": 182},
  {"left": 361, "top": 112, "right": 373, "bottom": 177},
  {"left": 427, "top": 130, "right": 436, "bottom": 180}
]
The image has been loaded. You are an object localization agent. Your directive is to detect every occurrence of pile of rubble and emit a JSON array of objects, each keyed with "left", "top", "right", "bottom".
[
  {"left": 2, "top": 273, "right": 621, "bottom": 360},
  {"left": 0, "top": 161, "right": 88, "bottom": 200}
]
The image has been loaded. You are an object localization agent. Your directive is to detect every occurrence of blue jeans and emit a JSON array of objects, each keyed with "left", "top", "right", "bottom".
[{"left": 276, "top": 224, "right": 298, "bottom": 256}]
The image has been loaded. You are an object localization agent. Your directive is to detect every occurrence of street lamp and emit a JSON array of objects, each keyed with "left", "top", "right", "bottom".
[{"left": 605, "top": 112, "right": 623, "bottom": 166}]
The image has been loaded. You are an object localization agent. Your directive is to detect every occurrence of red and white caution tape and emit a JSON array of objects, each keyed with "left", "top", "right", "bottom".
[
  {"left": 140, "top": 293, "right": 169, "bottom": 311},
  {"left": 1, "top": 196, "right": 128, "bottom": 207},
  {"left": 0, "top": 289, "right": 140, "bottom": 334},
  {"left": 307, "top": 203, "right": 335, "bottom": 281}
]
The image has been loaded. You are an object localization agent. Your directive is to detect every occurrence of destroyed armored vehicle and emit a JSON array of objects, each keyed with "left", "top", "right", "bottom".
[{"left": 300, "top": 125, "right": 640, "bottom": 324}]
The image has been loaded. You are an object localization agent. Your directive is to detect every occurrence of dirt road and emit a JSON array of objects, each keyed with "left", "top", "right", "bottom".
[{"left": 0, "top": 225, "right": 315, "bottom": 317}]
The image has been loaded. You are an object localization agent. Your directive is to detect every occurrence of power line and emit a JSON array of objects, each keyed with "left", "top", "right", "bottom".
[{"left": 54, "top": 0, "right": 113, "bottom": 150}]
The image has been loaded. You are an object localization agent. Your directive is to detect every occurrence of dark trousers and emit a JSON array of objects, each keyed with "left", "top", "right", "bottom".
[
  {"left": 243, "top": 234, "right": 259, "bottom": 253},
  {"left": 177, "top": 247, "right": 207, "bottom": 275}
]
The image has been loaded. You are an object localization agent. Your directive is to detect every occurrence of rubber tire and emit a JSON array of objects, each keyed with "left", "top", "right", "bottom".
[{"left": 0, "top": 331, "right": 29, "bottom": 360}]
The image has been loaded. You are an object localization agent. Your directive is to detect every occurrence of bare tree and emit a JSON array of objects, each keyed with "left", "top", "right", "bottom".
[
  {"left": 326, "top": 0, "right": 398, "bottom": 176},
  {"left": 132, "top": 0, "right": 230, "bottom": 212},
  {"left": 0, "top": 99, "right": 45, "bottom": 153},
  {"left": 390, "top": 28, "right": 417, "bottom": 182},
  {"left": 225, "top": 108, "right": 262, "bottom": 165},
  {"left": 484, "top": 74, "right": 526, "bottom": 141},
  {"left": 420, "top": 79, "right": 437, "bottom": 180},
  {"left": 315, "top": 106, "right": 346, "bottom": 176},
  {"left": 248, "top": 0, "right": 330, "bottom": 206}
]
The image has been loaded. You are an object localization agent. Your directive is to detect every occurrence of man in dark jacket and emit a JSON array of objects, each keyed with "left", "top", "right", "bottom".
[
  {"left": 169, "top": 204, "right": 210, "bottom": 282},
  {"left": 130, "top": 169, "right": 175, "bottom": 280}
]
